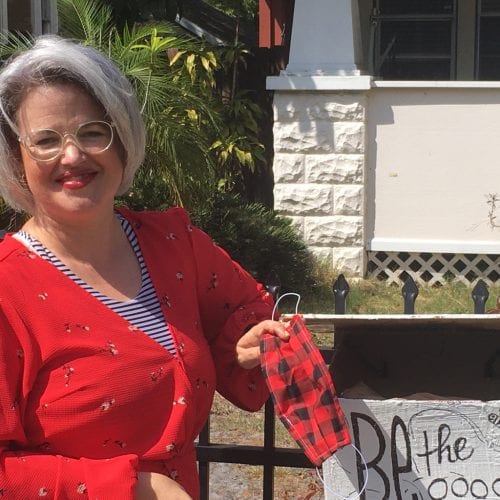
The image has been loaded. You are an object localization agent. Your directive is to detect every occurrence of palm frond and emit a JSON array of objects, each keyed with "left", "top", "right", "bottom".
[
  {"left": 0, "top": 31, "right": 35, "bottom": 59},
  {"left": 58, "top": 0, "right": 114, "bottom": 45}
]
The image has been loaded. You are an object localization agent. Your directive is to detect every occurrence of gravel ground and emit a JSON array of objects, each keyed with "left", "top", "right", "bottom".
[
  {"left": 200, "top": 389, "right": 326, "bottom": 499},
  {"left": 207, "top": 461, "right": 324, "bottom": 499}
]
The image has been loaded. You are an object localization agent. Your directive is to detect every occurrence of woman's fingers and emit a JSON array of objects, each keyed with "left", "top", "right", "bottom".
[{"left": 236, "top": 320, "right": 290, "bottom": 369}]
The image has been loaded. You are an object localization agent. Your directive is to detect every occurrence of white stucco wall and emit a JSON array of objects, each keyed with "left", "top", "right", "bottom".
[
  {"left": 267, "top": 0, "right": 500, "bottom": 278},
  {"left": 269, "top": 80, "right": 500, "bottom": 276},
  {"left": 367, "top": 82, "right": 500, "bottom": 254}
]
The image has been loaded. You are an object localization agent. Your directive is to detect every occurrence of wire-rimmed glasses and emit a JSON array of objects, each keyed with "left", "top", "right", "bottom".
[{"left": 18, "top": 120, "right": 114, "bottom": 162}]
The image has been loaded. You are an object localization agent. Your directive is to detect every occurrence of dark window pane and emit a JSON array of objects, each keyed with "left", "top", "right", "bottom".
[
  {"left": 479, "top": 58, "right": 500, "bottom": 79},
  {"left": 380, "top": 60, "right": 451, "bottom": 80},
  {"left": 481, "top": 0, "right": 500, "bottom": 14},
  {"left": 380, "top": 21, "right": 452, "bottom": 55},
  {"left": 374, "top": 2, "right": 456, "bottom": 80},
  {"left": 378, "top": 0, "right": 454, "bottom": 15},
  {"left": 479, "top": 17, "right": 500, "bottom": 54},
  {"left": 478, "top": 17, "right": 500, "bottom": 79}
]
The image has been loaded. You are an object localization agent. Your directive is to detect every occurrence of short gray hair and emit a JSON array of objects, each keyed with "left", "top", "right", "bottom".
[{"left": 0, "top": 35, "right": 146, "bottom": 213}]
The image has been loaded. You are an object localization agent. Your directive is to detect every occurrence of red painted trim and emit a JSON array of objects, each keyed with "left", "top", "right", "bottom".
[
  {"left": 259, "top": 0, "right": 272, "bottom": 48},
  {"left": 259, "top": 0, "right": 291, "bottom": 48}
]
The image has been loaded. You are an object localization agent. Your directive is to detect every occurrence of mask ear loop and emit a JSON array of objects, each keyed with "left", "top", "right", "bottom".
[
  {"left": 271, "top": 292, "right": 301, "bottom": 321},
  {"left": 315, "top": 443, "right": 369, "bottom": 500},
  {"left": 272, "top": 292, "right": 366, "bottom": 498}
]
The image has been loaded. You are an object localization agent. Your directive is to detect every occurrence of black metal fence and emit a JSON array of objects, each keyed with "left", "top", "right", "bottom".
[{"left": 196, "top": 276, "right": 494, "bottom": 499}]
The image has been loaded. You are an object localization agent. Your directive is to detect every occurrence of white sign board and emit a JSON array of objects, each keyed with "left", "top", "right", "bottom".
[{"left": 323, "top": 399, "right": 500, "bottom": 499}]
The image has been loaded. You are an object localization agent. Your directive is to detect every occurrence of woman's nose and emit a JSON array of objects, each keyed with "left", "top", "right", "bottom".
[{"left": 59, "top": 136, "right": 85, "bottom": 162}]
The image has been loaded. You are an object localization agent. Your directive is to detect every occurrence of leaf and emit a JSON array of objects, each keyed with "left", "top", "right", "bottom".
[
  {"left": 58, "top": 0, "right": 114, "bottom": 45},
  {"left": 169, "top": 49, "right": 186, "bottom": 66},
  {"left": 0, "top": 31, "right": 35, "bottom": 58},
  {"left": 187, "top": 109, "right": 199, "bottom": 121},
  {"left": 185, "top": 53, "right": 196, "bottom": 79},
  {"left": 206, "top": 51, "right": 218, "bottom": 68},
  {"left": 201, "top": 56, "right": 211, "bottom": 72}
]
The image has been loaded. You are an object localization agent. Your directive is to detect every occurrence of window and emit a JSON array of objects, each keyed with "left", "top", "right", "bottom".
[
  {"left": 371, "top": 0, "right": 457, "bottom": 80},
  {"left": 476, "top": 0, "right": 500, "bottom": 79}
]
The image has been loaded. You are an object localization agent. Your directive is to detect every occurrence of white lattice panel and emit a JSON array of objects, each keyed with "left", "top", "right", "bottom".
[{"left": 367, "top": 251, "right": 500, "bottom": 286}]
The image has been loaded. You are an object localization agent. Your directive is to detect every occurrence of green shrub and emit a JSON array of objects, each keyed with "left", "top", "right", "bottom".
[{"left": 191, "top": 192, "right": 317, "bottom": 295}]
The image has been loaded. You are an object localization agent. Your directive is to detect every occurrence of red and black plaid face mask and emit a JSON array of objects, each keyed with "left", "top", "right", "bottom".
[{"left": 260, "top": 314, "right": 351, "bottom": 466}]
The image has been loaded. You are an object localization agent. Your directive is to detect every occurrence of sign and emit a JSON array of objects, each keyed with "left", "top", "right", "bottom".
[{"left": 323, "top": 399, "right": 500, "bottom": 499}]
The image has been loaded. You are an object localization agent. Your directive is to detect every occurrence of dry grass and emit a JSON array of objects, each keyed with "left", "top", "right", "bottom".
[
  {"left": 207, "top": 394, "right": 324, "bottom": 499},
  {"left": 288, "top": 277, "right": 500, "bottom": 315}
]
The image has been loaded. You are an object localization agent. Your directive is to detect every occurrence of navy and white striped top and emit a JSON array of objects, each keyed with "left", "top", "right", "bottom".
[{"left": 16, "top": 216, "right": 176, "bottom": 355}]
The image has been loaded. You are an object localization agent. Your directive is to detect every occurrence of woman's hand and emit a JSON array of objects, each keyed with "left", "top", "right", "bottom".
[
  {"left": 236, "top": 319, "right": 290, "bottom": 369},
  {"left": 135, "top": 472, "right": 192, "bottom": 500}
]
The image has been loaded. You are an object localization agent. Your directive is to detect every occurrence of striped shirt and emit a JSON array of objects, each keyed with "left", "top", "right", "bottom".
[{"left": 16, "top": 216, "right": 176, "bottom": 355}]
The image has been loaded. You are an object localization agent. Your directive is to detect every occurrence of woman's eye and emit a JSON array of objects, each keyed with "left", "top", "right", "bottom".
[
  {"left": 33, "top": 135, "right": 60, "bottom": 148},
  {"left": 79, "top": 130, "right": 105, "bottom": 139},
  {"left": 78, "top": 123, "right": 111, "bottom": 143}
]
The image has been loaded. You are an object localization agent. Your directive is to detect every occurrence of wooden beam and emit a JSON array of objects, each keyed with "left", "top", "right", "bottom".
[{"left": 259, "top": 0, "right": 291, "bottom": 48}]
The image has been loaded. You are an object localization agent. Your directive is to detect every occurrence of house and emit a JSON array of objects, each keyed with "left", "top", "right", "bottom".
[
  {"left": 1, "top": 0, "right": 58, "bottom": 35},
  {"left": 174, "top": 0, "right": 257, "bottom": 46},
  {"left": 261, "top": 0, "right": 500, "bottom": 286}
]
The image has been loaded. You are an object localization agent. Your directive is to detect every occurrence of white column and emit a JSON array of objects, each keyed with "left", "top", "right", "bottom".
[
  {"left": 45, "top": 0, "right": 59, "bottom": 34},
  {"left": 31, "top": 0, "right": 58, "bottom": 35},
  {"left": 285, "top": 0, "right": 363, "bottom": 76},
  {"left": 267, "top": 0, "right": 371, "bottom": 277},
  {"left": 31, "top": 0, "right": 42, "bottom": 36},
  {"left": 0, "top": 1, "right": 8, "bottom": 33}
]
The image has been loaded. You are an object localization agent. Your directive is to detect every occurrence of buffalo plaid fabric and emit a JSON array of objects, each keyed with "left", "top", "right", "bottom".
[{"left": 260, "top": 314, "right": 351, "bottom": 466}]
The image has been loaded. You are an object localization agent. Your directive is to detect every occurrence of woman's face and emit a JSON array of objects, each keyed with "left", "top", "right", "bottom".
[{"left": 16, "top": 83, "right": 125, "bottom": 226}]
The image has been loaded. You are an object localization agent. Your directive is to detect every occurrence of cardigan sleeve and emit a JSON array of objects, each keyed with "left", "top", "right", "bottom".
[
  {"left": 175, "top": 209, "right": 274, "bottom": 412},
  {"left": 0, "top": 303, "right": 139, "bottom": 500}
]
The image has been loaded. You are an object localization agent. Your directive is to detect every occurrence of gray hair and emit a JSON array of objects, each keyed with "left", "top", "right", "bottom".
[{"left": 0, "top": 35, "right": 146, "bottom": 213}]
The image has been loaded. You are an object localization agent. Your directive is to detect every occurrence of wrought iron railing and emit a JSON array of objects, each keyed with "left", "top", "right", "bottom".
[{"left": 196, "top": 276, "right": 494, "bottom": 499}]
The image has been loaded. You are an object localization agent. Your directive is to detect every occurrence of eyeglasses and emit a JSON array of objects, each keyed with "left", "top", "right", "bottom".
[{"left": 18, "top": 120, "right": 114, "bottom": 162}]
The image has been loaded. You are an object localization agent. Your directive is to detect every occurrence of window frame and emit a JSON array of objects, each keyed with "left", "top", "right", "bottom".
[{"left": 371, "top": 0, "right": 458, "bottom": 80}]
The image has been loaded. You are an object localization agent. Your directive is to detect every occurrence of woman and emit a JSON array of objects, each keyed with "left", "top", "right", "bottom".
[{"left": 0, "top": 36, "right": 288, "bottom": 499}]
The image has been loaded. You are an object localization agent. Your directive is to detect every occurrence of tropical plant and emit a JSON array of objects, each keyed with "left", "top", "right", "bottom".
[
  {"left": 58, "top": 0, "right": 224, "bottom": 210},
  {"left": 0, "top": 0, "right": 265, "bottom": 219},
  {"left": 59, "top": 0, "right": 270, "bottom": 210},
  {"left": 202, "top": 0, "right": 258, "bottom": 24},
  {"left": 191, "top": 191, "right": 318, "bottom": 295}
]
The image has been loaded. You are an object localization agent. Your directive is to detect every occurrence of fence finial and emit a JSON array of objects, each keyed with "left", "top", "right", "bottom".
[
  {"left": 472, "top": 279, "right": 489, "bottom": 314},
  {"left": 332, "top": 274, "right": 349, "bottom": 314},
  {"left": 402, "top": 275, "right": 419, "bottom": 314},
  {"left": 265, "top": 271, "right": 281, "bottom": 302}
]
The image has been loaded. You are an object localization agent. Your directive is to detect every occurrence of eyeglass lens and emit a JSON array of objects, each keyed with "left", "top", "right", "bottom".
[{"left": 25, "top": 121, "right": 113, "bottom": 160}]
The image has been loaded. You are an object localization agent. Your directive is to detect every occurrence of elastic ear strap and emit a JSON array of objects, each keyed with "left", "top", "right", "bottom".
[
  {"left": 271, "top": 292, "right": 301, "bottom": 321},
  {"left": 316, "top": 443, "right": 369, "bottom": 500}
]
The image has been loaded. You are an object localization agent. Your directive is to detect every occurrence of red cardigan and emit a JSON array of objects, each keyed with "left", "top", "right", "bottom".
[{"left": 0, "top": 208, "right": 273, "bottom": 499}]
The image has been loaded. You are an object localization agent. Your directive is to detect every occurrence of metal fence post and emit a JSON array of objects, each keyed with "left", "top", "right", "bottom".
[
  {"left": 198, "top": 420, "right": 210, "bottom": 500},
  {"left": 263, "top": 273, "right": 280, "bottom": 499},
  {"left": 402, "top": 275, "right": 419, "bottom": 314},
  {"left": 472, "top": 279, "right": 489, "bottom": 314},
  {"left": 332, "top": 274, "right": 350, "bottom": 314}
]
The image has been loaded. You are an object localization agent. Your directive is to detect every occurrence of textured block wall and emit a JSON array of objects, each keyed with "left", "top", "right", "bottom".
[{"left": 273, "top": 92, "right": 367, "bottom": 275}]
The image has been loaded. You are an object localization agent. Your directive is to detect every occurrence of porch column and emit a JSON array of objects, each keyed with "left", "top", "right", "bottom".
[
  {"left": 267, "top": 0, "right": 372, "bottom": 277},
  {"left": 286, "top": 0, "right": 363, "bottom": 76},
  {"left": 0, "top": 1, "right": 7, "bottom": 33},
  {"left": 31, "top": 0, "right": 59, "bottom": 35}
]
